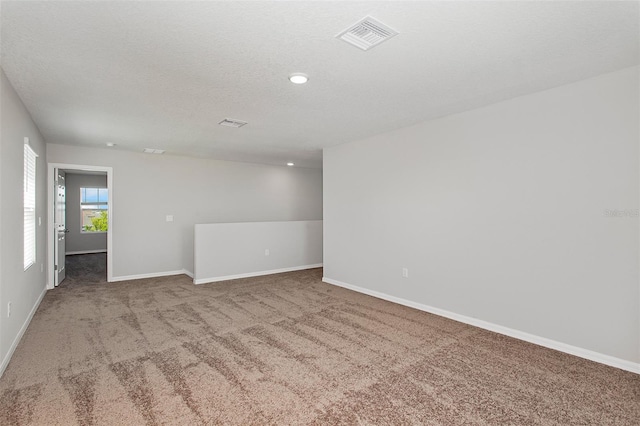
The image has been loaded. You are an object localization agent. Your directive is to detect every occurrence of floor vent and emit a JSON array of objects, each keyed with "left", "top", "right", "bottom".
[
  {"left": 219, "top": 118, "right": 248, "bottom": 128},
  {"left": 337, "top": 16, "right": 398, "bottom": 51}
]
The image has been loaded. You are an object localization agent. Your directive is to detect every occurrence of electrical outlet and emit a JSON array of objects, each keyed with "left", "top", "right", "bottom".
[
  {"left": 265, "top": 249, "right": 270, "bottom": 256},
  {"left": 166, "top": 215, "right": 174, "bottom": 222},
  {"left": 402, "top": 268, "right": 409, "bottom": 278},
  {"left": 7, "top": 302, "right": 11, "bottom": 318}
]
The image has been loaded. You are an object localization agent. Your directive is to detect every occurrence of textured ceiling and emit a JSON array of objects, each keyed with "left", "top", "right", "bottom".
[{"left": 1, "top": 1, "right": 638, "bottom": 168}]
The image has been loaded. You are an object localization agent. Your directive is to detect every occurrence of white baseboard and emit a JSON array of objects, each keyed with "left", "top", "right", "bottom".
[
  {"left": 195, "top": 263, "right": 323, "bottom": 285},
  {"left": 110, "top": 269, "right": 192, "bottom": 282},
  {"left": 322, "top": 277, "right": 640, "bottom": 375},
  {"left": 183, "top": 269, "right": 194, "bottom": 278},
  {"left": 0, "top": 286, "right": 47, "bottom": 378},
  {"left": 65, "top": 249, "right": 107, "bottom": 255}
]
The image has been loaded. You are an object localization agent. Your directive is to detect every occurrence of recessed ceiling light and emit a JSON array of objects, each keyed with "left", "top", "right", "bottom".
[
  {"left": 287, "top": 162, "right": 295, "bottom": 166},
  {"left": 288, "top": 73, "right": 308, "bottom": 84},
  {"left": 106, "top": 142, "right": 116, "bottom": 147}
]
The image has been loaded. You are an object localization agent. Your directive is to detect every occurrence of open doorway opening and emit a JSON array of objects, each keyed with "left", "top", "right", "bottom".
[{"left": 47, "top": 163, "right": 113, "bottom": 289}]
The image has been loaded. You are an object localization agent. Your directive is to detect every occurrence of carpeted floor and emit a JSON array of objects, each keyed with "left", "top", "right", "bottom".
[
  {"left": 59, "top": 253, "right": 108, "bottom": 288},
  {"left": 1, "top": 255, "right": 638, "bottom": 425}
]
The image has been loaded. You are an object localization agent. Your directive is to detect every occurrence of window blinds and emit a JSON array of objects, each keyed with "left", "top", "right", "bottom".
[{"left": 24, "top": 143, "right": 37, "bottom": 270}]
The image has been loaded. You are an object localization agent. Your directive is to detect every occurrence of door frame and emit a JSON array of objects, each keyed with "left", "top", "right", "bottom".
[{"left": 47, "top": 163, "right": 113, "bottom": 289}]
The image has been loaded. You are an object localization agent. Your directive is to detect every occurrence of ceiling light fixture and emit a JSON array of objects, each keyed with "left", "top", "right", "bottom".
[
  {"left": 288, "top": 73, "right": 308, "bottom": 84},
  {"left": 106, "top": 142, "right": 116, "bottom": 147},
  {"left": 287, "top": 162, "right": 295, "bottom": 166}
]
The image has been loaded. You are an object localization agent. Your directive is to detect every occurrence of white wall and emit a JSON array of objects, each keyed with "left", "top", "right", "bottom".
[
  {"left": 65, "top": 173, "right": 108, "bottom": 254},
  {"left": 47, "top": 144, "right": 323, "bottom": 279},
  {"left": 194, "top": 220, "right": 323, "bottom": 283},
  {"left": 323, "top": 66, "right": 639, "bottom": 367},
  {"left": 0, "top": 69, "right": 48, "bottom": 373}
]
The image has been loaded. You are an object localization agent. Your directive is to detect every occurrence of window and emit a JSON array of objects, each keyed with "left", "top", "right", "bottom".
[
  {"left": 81, "top": 187, "right": 108, "bottom": 232},
  {"left": 24, "top": 144, "right": 37, "bottom": 270}
]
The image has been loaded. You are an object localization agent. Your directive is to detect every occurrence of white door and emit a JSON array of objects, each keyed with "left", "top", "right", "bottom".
[{"left": 54, "top": 169, "right": 67, "bottom": 286}]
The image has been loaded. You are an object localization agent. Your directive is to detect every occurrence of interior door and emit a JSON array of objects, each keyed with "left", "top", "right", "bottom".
[{"left": 54, "top": 169, "right": 67, "bottom": 286}]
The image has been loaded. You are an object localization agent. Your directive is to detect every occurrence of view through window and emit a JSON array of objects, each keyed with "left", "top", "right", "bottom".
[{"left": 81, "top": 187, "right": 108, "bottom": 232}]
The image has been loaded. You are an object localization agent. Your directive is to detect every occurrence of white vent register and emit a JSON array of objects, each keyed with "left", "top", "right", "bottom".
[
  {"left": 219, "top": 118, "right": 248, "bottom": 128},
  {"left": 337, "top": 16, "right": 398, "bottom": 51}
]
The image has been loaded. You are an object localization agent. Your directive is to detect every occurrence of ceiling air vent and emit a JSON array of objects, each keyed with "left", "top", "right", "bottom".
[
  {"left": 219, "top": 118, "right": 248, "bottom": 128},
  {"left": 337, "top": 16, "right": 398, "bottom": 51},
  {"left": 143, "top": 148, "right": 165, "bottom": 154}
]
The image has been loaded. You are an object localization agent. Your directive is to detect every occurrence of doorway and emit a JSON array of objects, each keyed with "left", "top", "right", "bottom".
[{"left": 47, "top": 163, "right": 113, "bottom": 289}]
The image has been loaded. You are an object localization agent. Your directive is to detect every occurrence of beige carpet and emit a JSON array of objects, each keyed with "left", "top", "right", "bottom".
[{"left": 1, "top": 258, "right": 638, "bottom": 424}]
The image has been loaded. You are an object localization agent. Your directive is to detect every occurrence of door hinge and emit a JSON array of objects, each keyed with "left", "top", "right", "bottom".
[{"left": 54, "top": 265, "right": 58, "bottom": 271}]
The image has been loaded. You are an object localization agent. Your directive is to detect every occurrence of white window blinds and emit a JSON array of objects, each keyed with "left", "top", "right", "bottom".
[{"left": 24, "top": 143, "right": 37, "bottom": 270}]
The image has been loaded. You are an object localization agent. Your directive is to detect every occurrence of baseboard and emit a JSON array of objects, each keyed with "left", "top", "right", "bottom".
[
  {"left": 65, "top": 249, "right": 107, "bottom": 255},
  {"left": 110, "top": 269, "right": 192, "bottom": 282},
  {"left": 0, "top": 286, "right": 47, "bottom": 378},
  {"left": 322, "top": 277, "right": 640, "bottom": 375},
  {"left": 183, "top": 269, "right": 194, "bottom": 278},
  {"left": 195, "top": 263, "right": 323, "bottom": 285}
]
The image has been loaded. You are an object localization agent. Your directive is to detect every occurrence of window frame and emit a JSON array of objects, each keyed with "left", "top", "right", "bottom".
[
  {"left": 80, "top": 186, "right": 109, "bottom": 234},
  {"left": 24, "top": 143, "right": 37, "bottom": 270}
]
